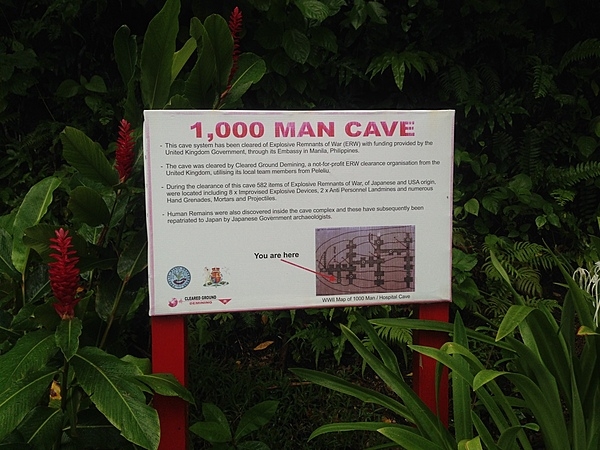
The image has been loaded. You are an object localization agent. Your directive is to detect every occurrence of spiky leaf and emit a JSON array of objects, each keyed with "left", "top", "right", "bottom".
[{"left": 71, "top": 347, "right": 159, "bottom": 450}]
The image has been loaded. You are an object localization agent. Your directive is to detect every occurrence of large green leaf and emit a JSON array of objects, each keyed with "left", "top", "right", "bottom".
[
  {"left": 113, "top": 25, "right": 137, "bottom": 86},
  {"left": 11, "top": 177, "right": 61, "bottom": 274},
  {"left": 0, "top": 330, "right": 57, "bottom": 393},
  {"left": 219, "top": 53, "right": 266, "bottom": 108},
  {"left": 135, "top": 373, "right": 194, "bottom": 403},
  {"left": 282, "top": 29, "right": 310, "bottom": 64},
  {"left": 356, "top": 314, "right": 401, "bottom": 378},
  {"left": 117, "top": 227, "right": 148, "bottom": 282},
  {"left": 377, "top": 426, "right": 446, "bottom": 449},
  {"left": 23, "top": 224, "right": 87, "bottom": 264},
  {"left": 185, "top": 17, "right": 217, "bottom": 108},
  {"left": 172, "top": 37, "right": 196, "bottom": 82},
  {"left": 452, "top": 315, "right": 473, "bottom": 443},
  {"left": 71, "top": 347, "right": 159, "bottom": 450},
  {"left": 60, "top": 127, "right": 119, "bottom": 188},
  {"left": 0, "top": 228, "right": 18, "bottom": 279},
  {"left": 0, "top": 369, "right": 57, "bottom": 442},
  {"left": 341, "top": 325, "right": 454, "bottom": 447},
  {"left": 496, "top": 305, "right": 534, "bottom": 341},
  {"left": 67, "top": 186, "right": 111, "bottom": 227},
  {"left": 294, "top": 0, "right": 330, "bottom": 21},
  {"left": 190, "top": 403, "right": 231, "bottom": 443},
  {"left": 140, "top": 0, "right": 180, "bottom": 109},
  {"left": 203, "top": 14, "right": 234, "bottom": 90},
  {"left": 55, "top": 317, "right": 82, "bottom": 361},
  {"left": 17, "top": 407, "right": 63, "bottom": 450},
  {"left": 308, "top": 421, "right": 411, "bottom": 441},
  {"left": 235, "top": 401, "right": 279, "bottom": 440},
  {"left": 290, "top": 367, "right": 411, "bottom": 419}
]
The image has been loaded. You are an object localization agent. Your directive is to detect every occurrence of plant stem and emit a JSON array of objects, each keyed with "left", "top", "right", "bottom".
[{"left": 98, "top": 279, "right": 127, "bottom": 349}]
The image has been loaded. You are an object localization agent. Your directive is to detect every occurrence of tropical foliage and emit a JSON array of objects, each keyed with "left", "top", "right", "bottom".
[{"left": 1, "top": 0, "right": 599, "bottom": 448}]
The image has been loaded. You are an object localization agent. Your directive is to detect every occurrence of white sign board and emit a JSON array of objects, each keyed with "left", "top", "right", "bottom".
[{"left": 144, "top": 110, "right": 454, "bottom": 316}]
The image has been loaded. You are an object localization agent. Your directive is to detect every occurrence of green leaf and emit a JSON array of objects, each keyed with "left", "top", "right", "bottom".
[
  {"left": 113, "top": 25, "right": 137, "bottom": 85},
  {"left": 11, "top": 177, "right": 61, "bottom": 274},
  {"left": 68, "top": 409, "right": 129, "bottom": 449},
  {"left": 472, "top": 370, "right": 507, "bottom": 391},
  {"left": 308, "top": 421, "right": 410, "bottom": 440},
  {"left": 294, "top": 0, "right": 331, "bottom": 21},
  {"left": 135, "top": 373, "right": 194, "bottom": 403},
  {"left": 190, "top": 403, "right": 232, "bottom": 443},
  {"left": 68, "top": 186, "right": 111, "bottom": 226},
  {"left": 452, "top": 248, "right": 477, "bottom": 272},
  {"left": 185, "top": 17, "right": 217, "bottom": 108},
  {"left": 377, "top": 426, "right": 445, "bottom": 449},
  {"left": 17, "top": 407, "right": 63, "bottom": 450},
  {"left": 341, "top": 326, "right": 454, "bottom": 447},
  {"left": 23, "top": 224, "right": 87, "bottom": 264},
  {"left": 121, "top": 355, "right": 152, "bottom": 375},
  {"left": 140, "top": 0, "right": 180, "bottom": 109},
  {"left": 0, "top": 369, "right": 57, "bottom": 442},
  {"left": 60, "top": 127, "right": 119, "bottom": 187},
  {"left": 310, "top": 27, "right": 338, "bottom": 53},
  {"left": 172, "top": 37, "right": 197, "bottom": 82},
  {"left": 0, "top": 330, "right": 57, "bottom": 393},
  {"left": 219, "top": 53, "right": 266, "bottom": 107},
  {"left": 0, "top": 228, "right": 18, "bottom": 279},
  {"left": 117, "top": 227, "right": 148, "bottom": 282},
  {"left": 55, "top": 317, "right": 82, "bottom": 361},
  {"left": 290, "top": 367, "right": 411, "bottom": 419},
  {"left": 497, "top": 424, "right": 539, "bottom": 449},
  {"left": 235, "top": 401, "right": 279, "bottom": 440},
  {"left": 83, "top": 75, "right": 107, "bottom": 93},
  {"left": 458, "top": 436, "right": 484, "bottom": 450},
  {"left": 71, "top": 347, "right": 159, "bottom": 450},
  {"left": 366, "top": 1, "right": 388, "bottom": 24},
  {"left": 452, "top": 315, "right": 473, "bottom": 443},
  {"left": 189, "top": 421, "right": 232, "bottom": 444},
  {"left": 576, "top": 135, "right": 597, "bottom": 157},
  {"left": 282, "top": 29, "right": 311, "bottom": 64},
  {"left": 391, "top": 58, "right": 406, "bottom": 90},
  {"left": 203, "top": 14, "right": 234, "bottom": 90},
  {"left": 463, "top": 198, "right": 480, "bottom": 216},
  {"left": 496, "top": 305, "right": 534, "bottom": 341},
  {"left": 56, "top": 79, "right": 81, "bottom": 98}
]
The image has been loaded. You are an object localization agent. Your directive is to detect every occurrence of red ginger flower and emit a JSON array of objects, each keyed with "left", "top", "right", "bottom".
[
  {"left": 48, "top": 228, "right": 80, "bottom": 320},
  {"left": 115, "top": 119, "right": 135, "bottom": 183},
  {"left": 221, "top": 7, "right": 243, "bottom": 100}
]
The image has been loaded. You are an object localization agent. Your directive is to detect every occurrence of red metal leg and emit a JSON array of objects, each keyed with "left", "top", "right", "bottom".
[
  {"left": 152, "top": 315, "right": 189, "bottom": 449},
  {"left": 413, "top": 302, "right": 449, "bottom": 427}
]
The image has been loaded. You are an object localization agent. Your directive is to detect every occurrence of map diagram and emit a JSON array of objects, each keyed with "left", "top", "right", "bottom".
[{"left": 315, "top": 225, "right": 415, "bottom": 296}]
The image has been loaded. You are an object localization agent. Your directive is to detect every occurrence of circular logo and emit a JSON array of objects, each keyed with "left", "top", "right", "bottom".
[{"left": 167, "top": 266, "right": 191, "bottom": 289}]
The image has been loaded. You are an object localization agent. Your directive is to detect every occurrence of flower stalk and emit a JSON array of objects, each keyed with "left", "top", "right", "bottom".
[{"left": 220, "top": 7, "right": 243, "bottom": 103}]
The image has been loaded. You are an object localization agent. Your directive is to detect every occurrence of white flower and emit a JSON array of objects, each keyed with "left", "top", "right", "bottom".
[{"left": 573, "top": 262, "right": 600, "bottom": 327}]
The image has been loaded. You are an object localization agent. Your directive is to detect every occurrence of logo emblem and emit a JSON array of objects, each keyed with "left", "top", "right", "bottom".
[{"left": 167, "top": 266, "right": 191, "bottom": 289}]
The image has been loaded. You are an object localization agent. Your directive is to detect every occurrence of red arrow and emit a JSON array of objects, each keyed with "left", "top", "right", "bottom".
[{"left": 281, "top": 259, "right": 336, "bottom": 282}]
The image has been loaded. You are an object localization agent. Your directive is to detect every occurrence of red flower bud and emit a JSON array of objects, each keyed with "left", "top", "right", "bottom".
[
  {"left": 48, "top": 228, "right": 80, "bottom": 320},
  {"left": 115, "top": 119, "right": 135, "bottom": 183},
  {"left": 221, "top": 7, "right": 243, "bottom": 101}
]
